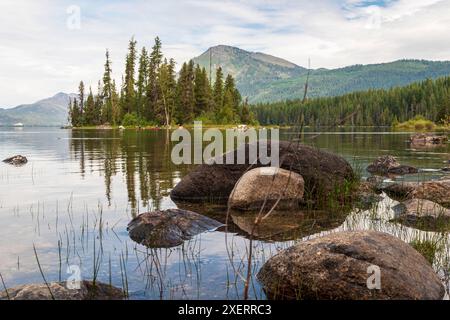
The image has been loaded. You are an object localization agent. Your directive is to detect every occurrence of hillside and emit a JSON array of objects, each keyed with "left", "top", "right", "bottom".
[
  {"left": 193, "top": 46, "right": 450, "bottom": 103},
  {"left": 0, "top": 92, "right": 76, "bottom": 126}
]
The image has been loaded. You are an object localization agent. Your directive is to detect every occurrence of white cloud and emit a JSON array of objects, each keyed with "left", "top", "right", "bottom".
[{"left": 1, "top": 0, "right": 450, "bottom": 106}]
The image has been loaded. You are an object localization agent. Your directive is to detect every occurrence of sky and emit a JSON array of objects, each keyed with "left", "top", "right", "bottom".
[{"left": 1, "top": 0, "right": 450, "bottom": 107}]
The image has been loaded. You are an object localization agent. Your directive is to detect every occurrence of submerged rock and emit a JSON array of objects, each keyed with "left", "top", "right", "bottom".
[
  {"left": 229, "top": 167, "right": 304, "bottom": 211},
  {"left": 127, "top": 209, "right": 223, "bottom": 248},
  {"left": 230, "top": 209, "right": 348, "bottom": 242},
  {"left": 410, "top": 133, "right": 448, "bottom": 146},
  {"left": 0, "top": 281, "right": 123, "bottom": 300},
  {"left": 2, "top": 155, "right": 27, "bottom": 166},
  {"left": 257, "top": 230, "right": 444, "bottom": 300},
  {"left": 367, "top": 155, "right": 417, "bottom": 175},
  {"left": 392, "top": 199, "right": 450, "bottom": 231},
  {"left": 170, "top": 141, "right": 355, "bottom": 207}
]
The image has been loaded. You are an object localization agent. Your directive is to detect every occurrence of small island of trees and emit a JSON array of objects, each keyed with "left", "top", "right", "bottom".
[{"left": 69, "top": 37, "right": 255, "bottom": 128}]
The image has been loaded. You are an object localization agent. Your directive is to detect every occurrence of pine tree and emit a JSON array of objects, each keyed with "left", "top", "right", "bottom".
[
  {"left": 136, "top": 47, "right": 149, "bottom": 118},
  {"left": 78, "top": 81, "right": 85, "bottom": 125},
  {"left": 111, "top": 80, "right": 121, "bottom": 125},
  {"left": 146, "top": 37, "right": 163, "bottom": 122},
  {"left": 223, "top": 74, "right": 241, "bottom": 114},
  {"left": 156, "top": 58, "right": 177, "bottom": 126},
  {"left": 84, "top": 87, "right": 95, "bottom": 125},
  {"left": 102, "top": 49, "right": 113, "bottom": 123},
  {"left": 123, "top": 37, "right": 137, "bottom": 116},
  {"left": 213, "top": 67, "right": 224, "bottom": 113},
  {"left": 175, "top": 61, "right": 195, "bottom": 124},
  {"left": 194, "top": 65, "right": 211, "bottom": 116},
  {"left": 71, "top": 98, "right": 81, "bottom": 126}
]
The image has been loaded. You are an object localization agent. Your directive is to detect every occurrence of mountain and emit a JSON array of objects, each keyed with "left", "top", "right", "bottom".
[
  {"left": 193, "top": 45, "right": 450, "bottom": 103},
  {"left": 0, "top": 93, "right": 76, "bottom": 126}
]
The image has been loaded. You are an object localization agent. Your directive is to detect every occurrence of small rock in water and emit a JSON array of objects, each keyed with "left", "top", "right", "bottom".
[
  {"left": 2, "top": 155, "right": 28, "bottom": 166},
  {"left": 127, "top": 208, "right": 223, "bottom": 248},
  {"left": 410, "top": 133, "right": 448, "bottom": 146},
  {"left": 367, "top": 155, "right": 417, "bottom": 175},
  {"left": 229, "top": 167, "right": 305, "bottom": 211},
  {"left": 0, "top": 281, "right": 124, "bottom": 300},
  {"left": 257, "top": 230, "right": 444, "bottom": 300},
  {"left": 392, "top": 198, "right": 450, "bottom": 231}
]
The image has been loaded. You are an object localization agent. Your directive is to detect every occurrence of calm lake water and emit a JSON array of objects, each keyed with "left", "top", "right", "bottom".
[{"left": 0, "top": 127, "right": 449, "bottom": 299}]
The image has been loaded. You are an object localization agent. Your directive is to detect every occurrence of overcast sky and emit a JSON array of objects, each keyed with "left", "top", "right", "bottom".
[{"left": 1, "top": 0, "right": 450, "bottom": 107}]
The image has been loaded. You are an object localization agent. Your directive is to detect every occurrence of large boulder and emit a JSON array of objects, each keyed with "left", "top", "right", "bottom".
[
  {"left": 170, "top": 141, "right": 355, "bottom": 207},
  {"left": 0, "top": 281, "right": 123, "bottom": 300},
  {"left": 367, "top": 155, "right": 417, "bottom": 175},
  {"left": 229, "top": 167, "right": 304, "bottom": 211},
  {"left": 127, "top": 209, "right": 223, "bottom": 248},
  {"left": 392, "top": 199, "right": 450, "bottom": 231},
  {"left": 2, "top": 155, "right": 27, "bottom": 166},
  {"left": 257, "top": 230, "right": 444, "bottom": 300}
]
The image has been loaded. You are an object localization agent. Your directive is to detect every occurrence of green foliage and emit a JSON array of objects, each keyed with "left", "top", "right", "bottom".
[
  {"left": 70, "top": 38, "right": 255, "bottom": 127},
  {"left": 394, "top": 115, "right": 437, "bottom": 131},
  {"left": 253, "top": 77, "right": 450, "bottom": 127},
  {"left": 122, "top": 112, "right": 146, "bottom": 127},
  {"left": 410, "top": 239, "right": 440, "bottom": 265}
]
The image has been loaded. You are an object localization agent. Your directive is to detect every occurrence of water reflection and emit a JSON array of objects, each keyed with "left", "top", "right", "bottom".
[
  {"left": 69, "top": 129, "right": 192, "bottom": 217},
  {"left": 1, "top": 127, "right": 449, "bottom": 300}
]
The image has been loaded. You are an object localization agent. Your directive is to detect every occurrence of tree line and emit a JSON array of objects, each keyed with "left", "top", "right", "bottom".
[
  {"left": 253, "top": 76, "right": 450, "bottom": 127},
  {"left": 69, "top": 37, "right": 255, "bottom": 127}
]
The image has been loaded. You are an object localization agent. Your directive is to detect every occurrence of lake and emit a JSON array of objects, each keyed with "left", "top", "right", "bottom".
[{"left": 0, "top": 127, "right": 449, "bottom": 299}]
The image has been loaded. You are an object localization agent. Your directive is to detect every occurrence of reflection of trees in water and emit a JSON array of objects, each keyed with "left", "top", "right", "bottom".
[{"left": 69, "top": 129, "right": 192, "bottom": 217}]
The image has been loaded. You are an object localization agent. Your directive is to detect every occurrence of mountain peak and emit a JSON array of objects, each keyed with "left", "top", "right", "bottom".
[
  {"left": 202, "top": 45, "right": 302, "bottom": 69},
  {"left": 193, "top": 45, "right": 306, "bottom": 100}
]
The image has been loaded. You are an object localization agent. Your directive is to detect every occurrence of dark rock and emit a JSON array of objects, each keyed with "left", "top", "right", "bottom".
[
  {"left": 257, "top": 230, "right": 444, "bottom": 300},
  {"left": 229, "top": 167, "right": 304, "bottom": 211},
  {"left": 2, "top": 155, "right": 27, "bottom": 166},
  {"left": 392, "top": 199, "right": 450, "bottom": 231},
  {"left": 127, "top": 209, "right": 223, "bottom": 248},
  {"left": 0, "top": 281, "right": 123, "bottom": 300},
  {"left": 170, "top": 141, "right": 355, "bottom": 207},
  {"left": 441, "top": 167, "right": 450, "bottom": 172},
  {"left": 367, "top": 155, "right": 417, "bottom": 175}
]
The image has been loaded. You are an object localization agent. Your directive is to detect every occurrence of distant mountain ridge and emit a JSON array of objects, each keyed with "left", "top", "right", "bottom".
[
  {"left": 193, "top": 45, "right": 450, "bottom": 103},
  {"left": 0, "top": 92, "right": 76, "bottom": 126},
  {"left": 4, "top": 46, "right": 450, "bottom": 126}
]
